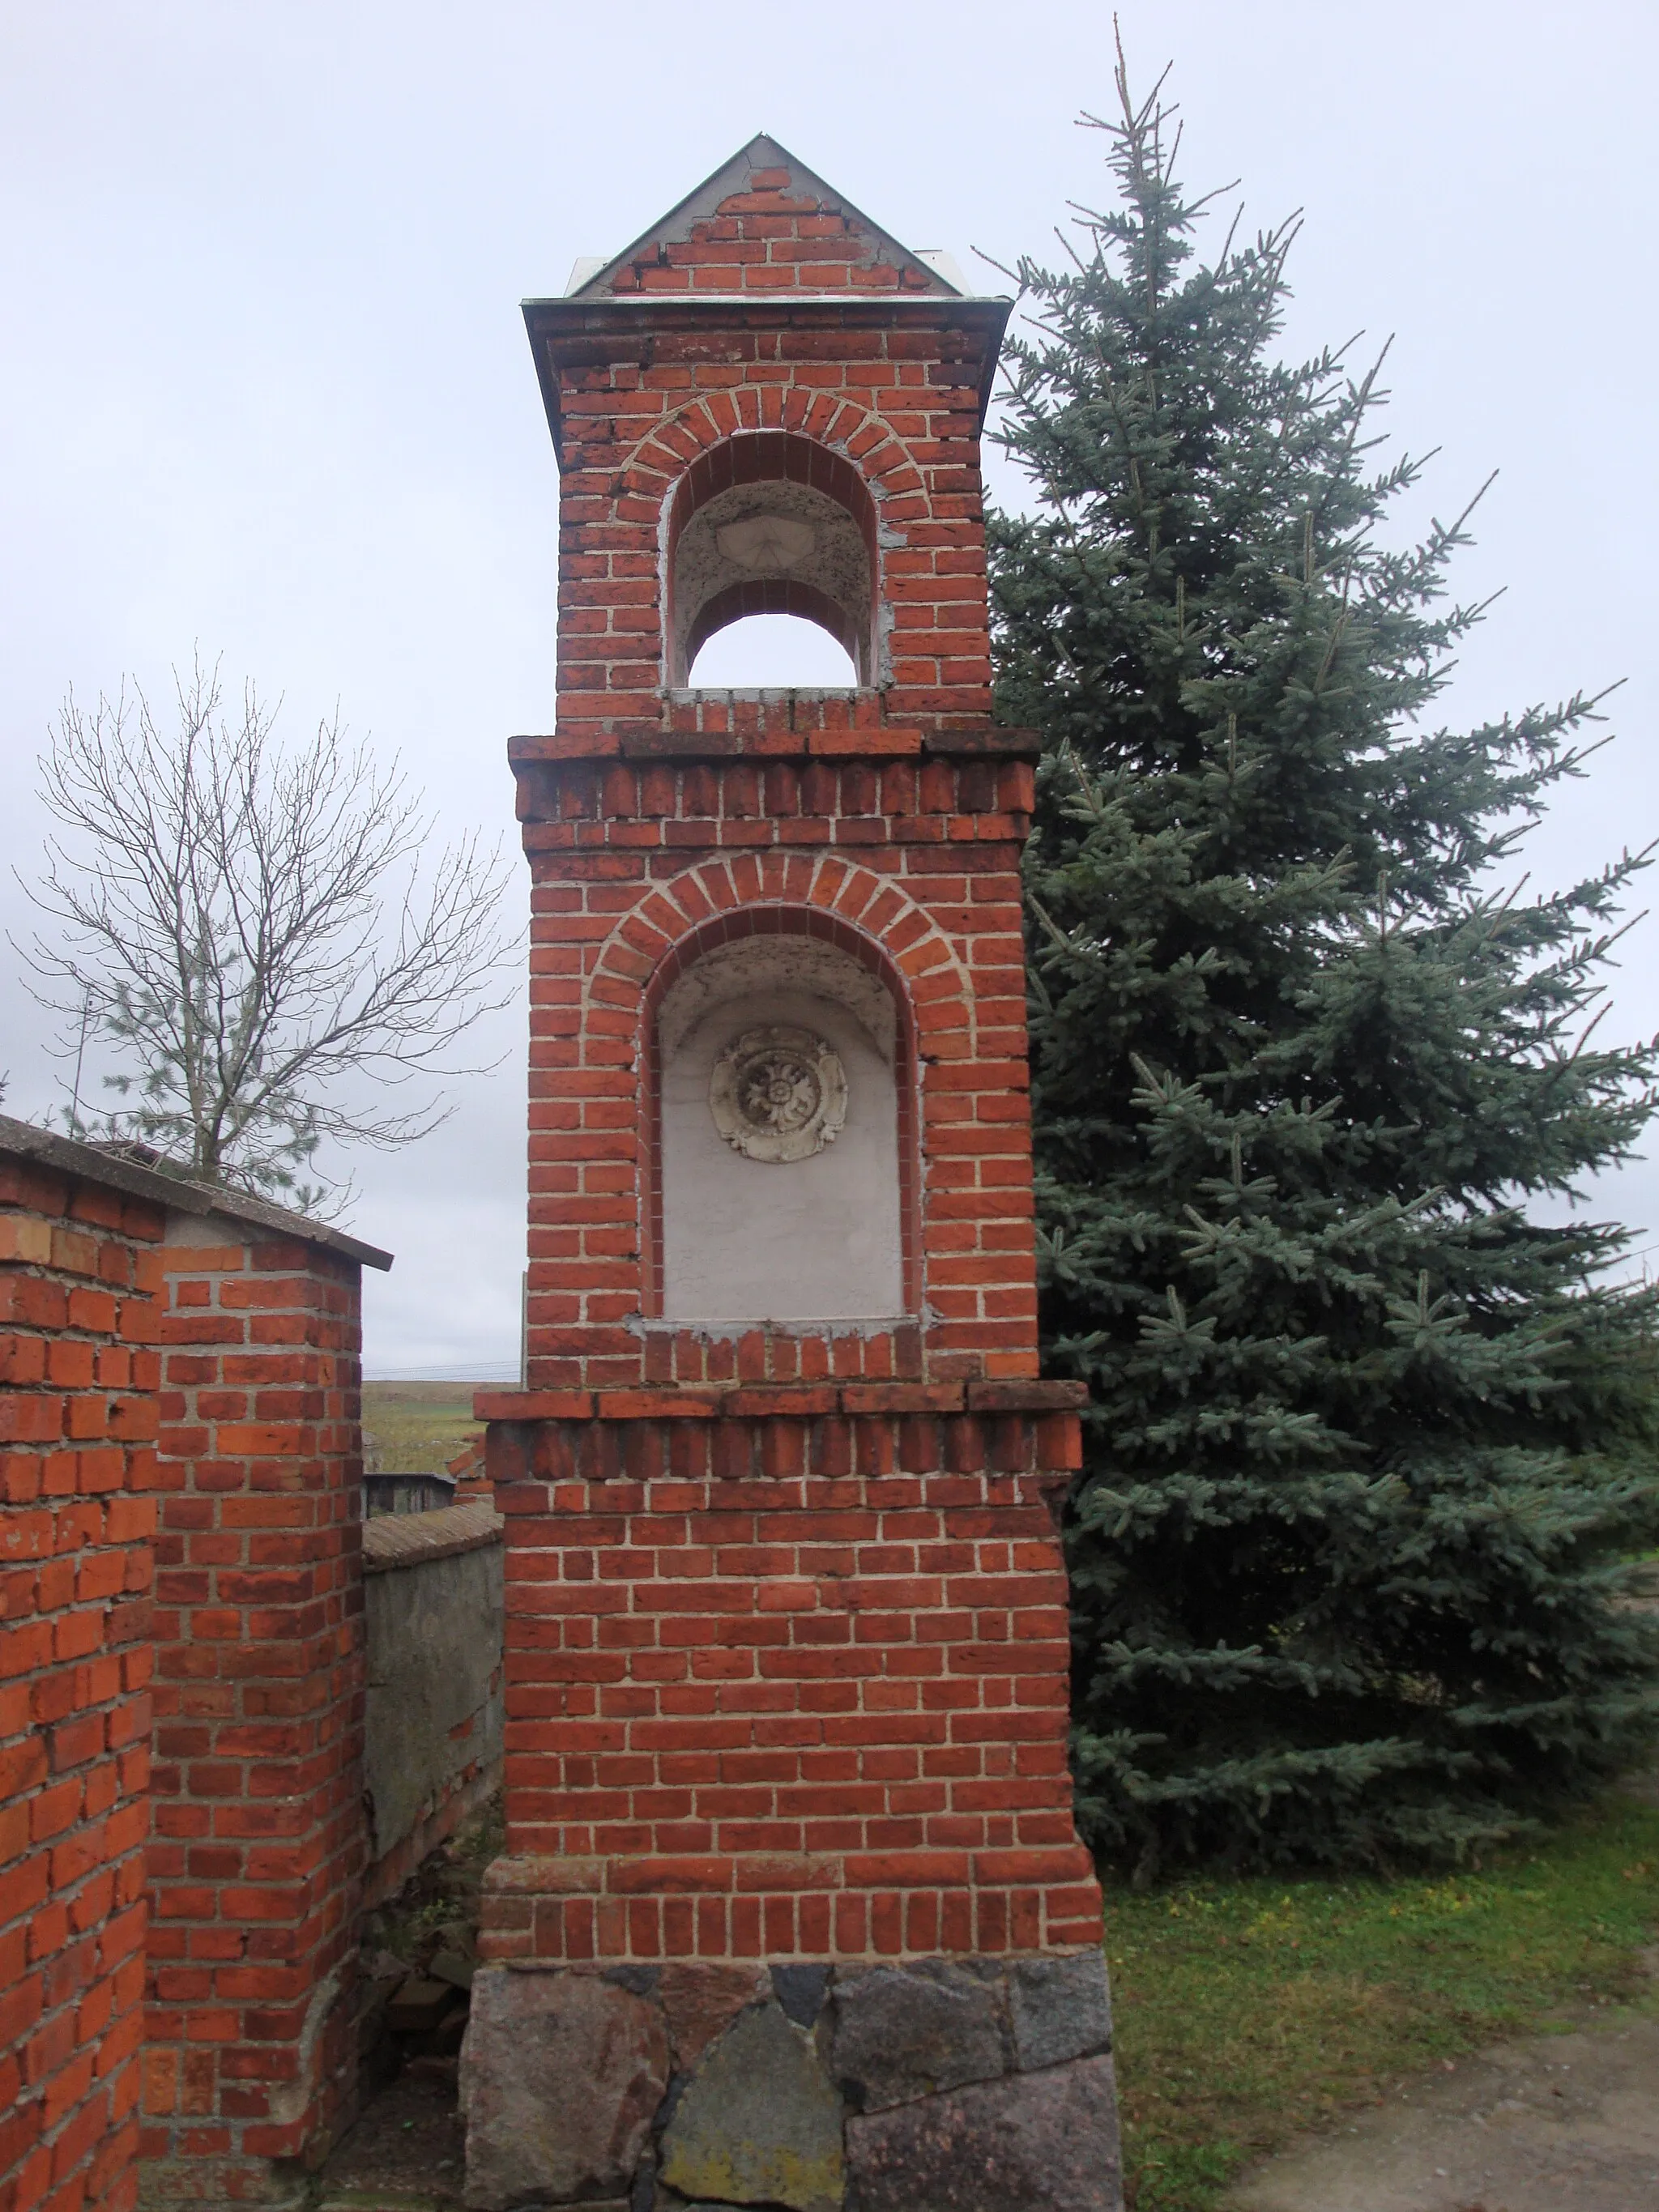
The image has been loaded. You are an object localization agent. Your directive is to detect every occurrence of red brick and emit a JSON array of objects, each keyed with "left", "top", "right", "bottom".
[
  {"left": 3, "top": 1149, "right": 373, "bottom": 2210},
  {"left": 475, "top": 151, "right": 1099, "bottom": 2073}
]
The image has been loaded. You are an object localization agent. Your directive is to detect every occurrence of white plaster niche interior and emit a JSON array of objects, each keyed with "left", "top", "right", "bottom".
[
  {"left": 656, "top": 935, "right": 905, "bottom": 1324},
  {"left": 671, "top": 477, "right": 873, "bottom": 684}
]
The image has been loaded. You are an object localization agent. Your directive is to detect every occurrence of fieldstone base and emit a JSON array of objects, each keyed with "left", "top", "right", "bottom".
[{"left": 459, "top": 1953, "right": 1120, "bottom": 2211}]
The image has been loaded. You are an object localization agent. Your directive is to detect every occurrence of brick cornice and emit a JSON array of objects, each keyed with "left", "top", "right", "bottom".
[
  {"left": 524, "top": 295, "right": 1013, "bottom": 459},
  {"left": 509, "top": 716, "right": 1040, "bottom": 768},
  {"left": 474, "top": 1378, "right": 1086, "bottom": 1421}
]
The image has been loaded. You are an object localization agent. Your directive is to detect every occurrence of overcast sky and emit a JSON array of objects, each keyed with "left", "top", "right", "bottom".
[{"left": 2, "top": 1, "right": 1653, "bottom": 1376}]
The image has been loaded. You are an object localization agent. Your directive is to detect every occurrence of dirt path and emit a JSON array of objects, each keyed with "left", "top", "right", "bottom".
[
  {"left": 1227, "top": 1726, "right": 1659, "bottom": 2210},
  {"left": 316, "top": 2063, "right": 464, "bottom": 2212},
  {"left": 1226, "top": 1996, "right": 1659, "bottom": 2211}
]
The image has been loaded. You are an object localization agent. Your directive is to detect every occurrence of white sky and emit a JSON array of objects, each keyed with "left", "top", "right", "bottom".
[{"left": 2, "top": 1, "right": 1654, "bottom": 1375}]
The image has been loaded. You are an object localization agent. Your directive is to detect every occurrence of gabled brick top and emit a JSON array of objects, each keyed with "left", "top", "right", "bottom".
[{"left": 565, "top": 133, "right": 966, "bottom": 300}]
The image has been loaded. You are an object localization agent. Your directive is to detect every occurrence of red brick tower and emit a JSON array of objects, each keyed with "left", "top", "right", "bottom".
[{"left": 468, "top": 139, "right": 1121, "bottom": 2212}]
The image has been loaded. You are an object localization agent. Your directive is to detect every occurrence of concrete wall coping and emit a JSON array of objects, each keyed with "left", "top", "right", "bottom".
[
  {"left": 362, "top": 1499, "right": 504, "bottom": 1575},
  {"left": 0, "top": 1111, "right": 393, "bottom": 1270}
]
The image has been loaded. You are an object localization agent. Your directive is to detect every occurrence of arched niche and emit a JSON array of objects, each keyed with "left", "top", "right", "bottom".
[
  {"left": 647, "top": 924, "right": 915, "bottom": 1324},
  {"left": 664, "top": 433, "right": 881, "bottom": 688}
]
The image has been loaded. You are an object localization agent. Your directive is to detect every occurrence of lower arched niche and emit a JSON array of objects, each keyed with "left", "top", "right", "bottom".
[{"left": 655, "top": 934, "right": 905, "bottom": 1324}]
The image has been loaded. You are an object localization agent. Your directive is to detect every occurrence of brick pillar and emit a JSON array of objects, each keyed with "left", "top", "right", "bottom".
[
  {"left": 463, "top": 139, "right": 1122, "bottom": 2212},
  {"left": 1, "top": 1154, "right": 163, "bottom": 2212},
  {"left": 140, "top": 1225, "right": 368, "bottom": 2208}
]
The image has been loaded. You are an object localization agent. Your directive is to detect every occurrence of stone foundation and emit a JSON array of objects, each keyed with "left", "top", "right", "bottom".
[{"left": 460, "top": 1952, "right": 1119, "bottom": 2211}]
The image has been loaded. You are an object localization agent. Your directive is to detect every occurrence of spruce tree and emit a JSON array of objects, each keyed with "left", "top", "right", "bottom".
[{"left": 990, "top": 59, "right": 1659, "bottom": 1874}]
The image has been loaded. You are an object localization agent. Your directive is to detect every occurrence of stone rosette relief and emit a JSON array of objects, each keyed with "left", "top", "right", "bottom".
[
  {"left": 460, "top": 1951, "right": 1121, "bottom": 2212},
  {"left": 709, "top": 1025, "right": 847, "bottom": 1164}
]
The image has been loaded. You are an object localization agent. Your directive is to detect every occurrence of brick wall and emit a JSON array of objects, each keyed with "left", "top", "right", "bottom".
[
  {"left": 518, "top": 767, "right": 1039, "bottom": 1389},
  {"left": 141, "top": 1226, "right": 367, "bottom": 2204},
  {"left": 538, "top": 295, "right": 1003, "bottom": 731},
  {"left": 544, "top": 150, "right": 1004, "bottom": 728},
  {"left": 519, "top": 143, "right": 1032, "bottom": 1394},
  {"left": 477, "top": 1387, "right": 1102, "bottom": 1965},
  {"left": 595, "top": 155, "right": 942, "bottom": 297},
  {"left": 1, "top": 1157, "right": 163, "bottom": 2212},
  {"left": 493, "top": 137, "right": 1101, "bottom": 1941}
]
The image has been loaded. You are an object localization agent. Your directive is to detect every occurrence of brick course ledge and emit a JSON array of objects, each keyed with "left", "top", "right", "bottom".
[
  {"left": 509, "top": 718, "right": 1041, "bottom": 765},
  {"left": 474, "top": 1377, "right": 1086, "bottom": 1422}
]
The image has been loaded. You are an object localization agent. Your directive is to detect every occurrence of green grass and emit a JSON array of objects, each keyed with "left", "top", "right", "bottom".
[
  {"left": 1107, "top": 1784, "right": 1659, "bottom": 2210},
  {"left": 361, "top": 1382, "right": 480, "bottom": 1475}
]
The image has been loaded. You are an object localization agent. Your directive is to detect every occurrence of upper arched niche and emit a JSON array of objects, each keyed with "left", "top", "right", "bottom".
[{"left": 664, "top": 433, "right": 880, "bottom": 686}]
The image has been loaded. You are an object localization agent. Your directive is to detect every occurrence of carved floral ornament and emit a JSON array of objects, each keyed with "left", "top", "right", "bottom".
[{"left": 709, "top": 1025, "right": 847, "bottom": 1163}]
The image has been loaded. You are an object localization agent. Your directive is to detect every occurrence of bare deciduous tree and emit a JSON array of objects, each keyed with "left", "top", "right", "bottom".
[{"left": 19, "top": 656, "right": 517, "bottom": 1213}]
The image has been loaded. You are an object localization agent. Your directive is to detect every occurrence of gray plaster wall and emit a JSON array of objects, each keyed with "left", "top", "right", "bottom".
[
  {"left": 363, "top": 1511, "right": 504, "bottom": 1864},
  {"left": 658, "top": 937, "right": 905, "bottom": 1323}
]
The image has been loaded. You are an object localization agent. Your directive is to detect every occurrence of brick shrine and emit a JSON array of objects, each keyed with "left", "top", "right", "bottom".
[{"left": 466, "top": 135, "right": 1123, "bottom": 2212}]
